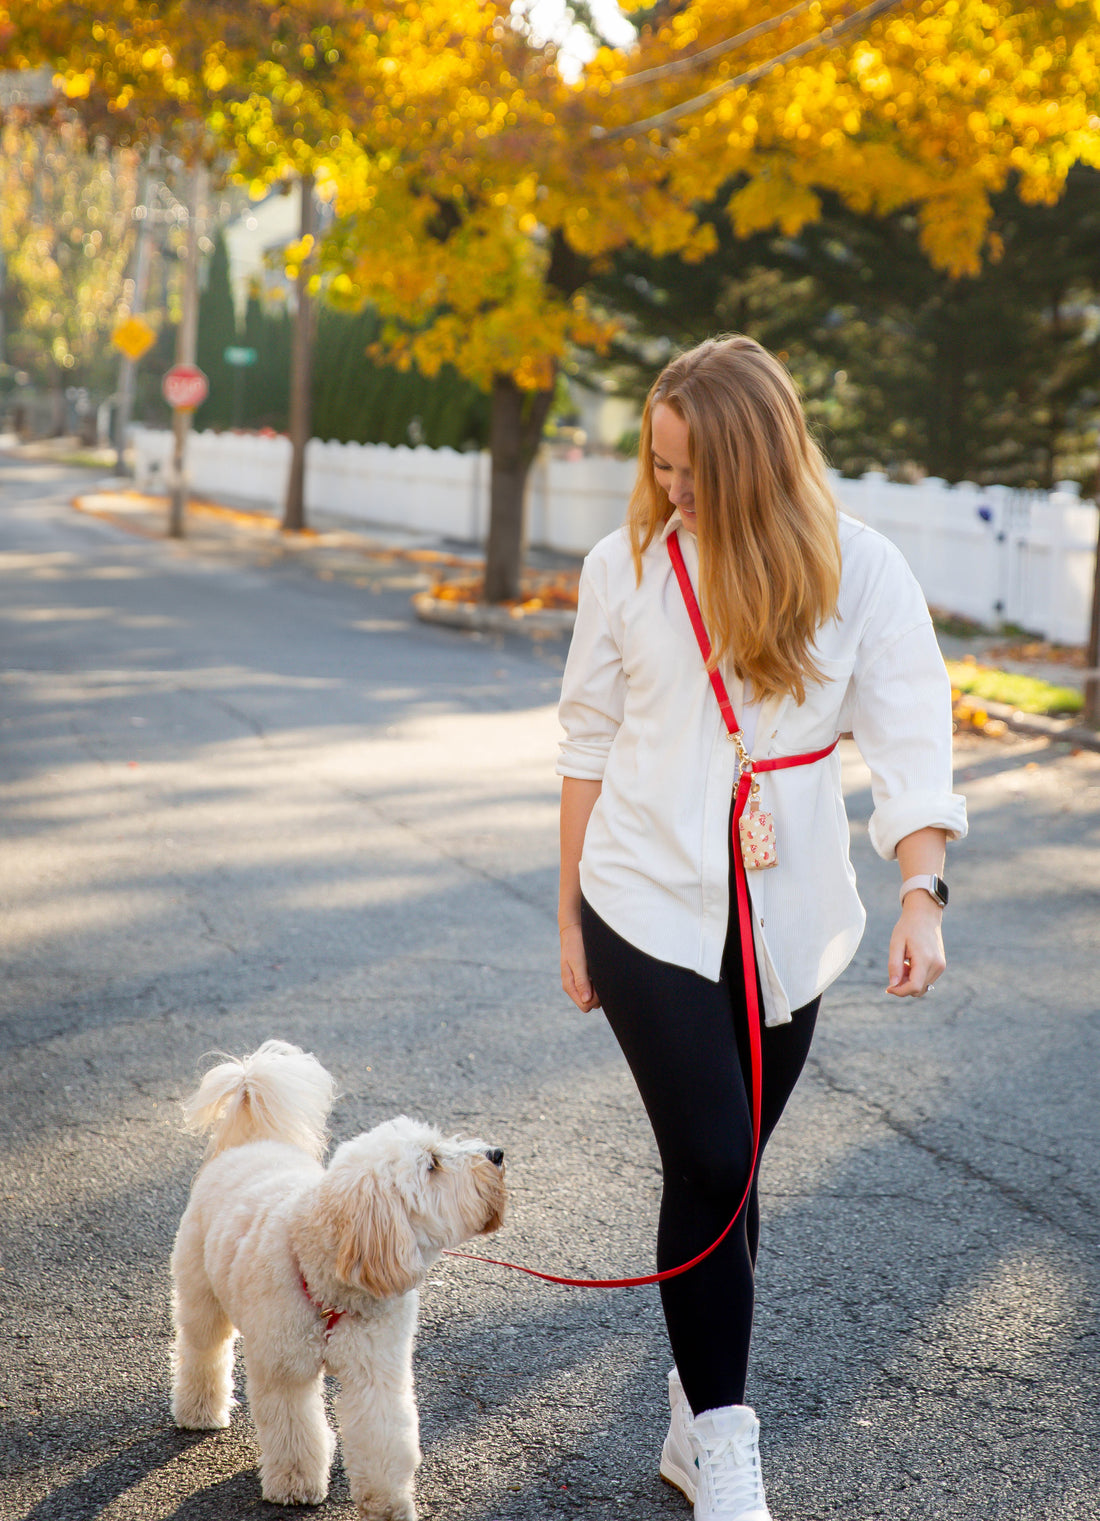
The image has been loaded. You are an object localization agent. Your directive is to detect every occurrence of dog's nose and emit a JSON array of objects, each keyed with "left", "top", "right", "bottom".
[{"left": 486, "top": 1148, "right": 504, "bottom": 1167}]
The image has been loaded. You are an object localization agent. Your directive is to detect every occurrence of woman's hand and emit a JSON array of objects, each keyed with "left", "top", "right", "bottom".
[
  {"left": 560, "top": 923, "right": 601, "bottom": 1012},
  {"left": 558, "top": 778, "right": 603, "bottom": 1011},
  {"left": 887, "top": 891, "right": 946, "bottom": 998}
]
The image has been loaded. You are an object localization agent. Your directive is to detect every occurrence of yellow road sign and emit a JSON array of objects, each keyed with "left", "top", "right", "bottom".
[{"left": 112, "top": 315, "right": 157, "bottom": 362}]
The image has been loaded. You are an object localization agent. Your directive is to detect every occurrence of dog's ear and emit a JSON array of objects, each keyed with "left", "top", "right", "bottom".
[{"left": 333, "top": 1171, "right": 423, "bottom": 1298}]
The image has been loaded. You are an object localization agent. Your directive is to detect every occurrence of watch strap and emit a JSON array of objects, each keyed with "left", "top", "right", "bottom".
[{"left": 899, "top": 874, "right": 948, "bottom": 908}]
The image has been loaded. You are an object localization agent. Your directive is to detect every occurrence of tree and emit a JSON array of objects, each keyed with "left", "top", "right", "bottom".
[
  {"left": 242, "top": 290, "right": 292, "bottom": 430},
  {"left": 803, "top": 171, "right": 1100, "bottom": 488},
  {"left": 311, "top": 306, "right": 490, "bottom": 450},
  {"left": 315, "top": 0, "right": 1100, "bottom": 595},
  {"left": 7, "top": 0, "right": 1099, "bottom": 586},
  {"left": 282, "top": 171, "right": 315, "bottom": 531},
  {"left": 1, "top": 0, "right": 354, "bottom": 527},
  {"left": 1, "top": 0, "right": 563, "bottom": 555},
  {"left": 586, "top": 166, "right": 1100, "bottom": 488},
  {"left": 195, "top": 227, "right": 238, "bottom": 429},
  {"left": 0, "top": 118, "right": 139, "bottom": 431}
]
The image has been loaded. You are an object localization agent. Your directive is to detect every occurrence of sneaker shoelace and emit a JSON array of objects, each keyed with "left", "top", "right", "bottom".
[{"left": 695, "top": 1429, "right": 766, "bottom": 1512}]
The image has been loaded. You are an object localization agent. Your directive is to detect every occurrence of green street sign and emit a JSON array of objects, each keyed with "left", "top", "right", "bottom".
[{"left": 224, "top": 346, "right": 258, "bottom": 367}]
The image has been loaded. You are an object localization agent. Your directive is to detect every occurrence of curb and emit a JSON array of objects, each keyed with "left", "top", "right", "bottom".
[
  {"left": 977, "top": 697, "right": 1100, "bottom": 753},
  {"left": 411, "top": 591, "right": 575, "bottom": 639}
]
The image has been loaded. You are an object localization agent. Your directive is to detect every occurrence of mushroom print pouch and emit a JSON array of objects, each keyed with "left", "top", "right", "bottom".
[{"left": 738, "top": 800, "right": 778, "bottom": 870}]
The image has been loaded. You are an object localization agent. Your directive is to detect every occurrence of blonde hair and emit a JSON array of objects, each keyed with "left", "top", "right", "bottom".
[{"left": 628, "top": 335, "right": 842, "bottom": 705}]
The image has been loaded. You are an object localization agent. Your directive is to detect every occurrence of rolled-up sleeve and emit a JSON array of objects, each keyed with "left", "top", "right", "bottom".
[
  {"left": 556, "top": 557, "right": 626, "bottom": 780},
  {"left": 848, "top": 590, "right": 968, "bottom": 860}
]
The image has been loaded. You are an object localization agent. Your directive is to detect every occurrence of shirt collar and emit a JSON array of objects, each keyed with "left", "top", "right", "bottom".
[{"left": 660, "top": 510, "right": 700, "bottom": 584}]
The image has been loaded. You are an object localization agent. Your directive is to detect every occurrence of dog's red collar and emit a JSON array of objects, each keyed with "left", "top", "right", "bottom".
[{"left": 300, "top": 1272, "right": 345, "bottom": 1339}]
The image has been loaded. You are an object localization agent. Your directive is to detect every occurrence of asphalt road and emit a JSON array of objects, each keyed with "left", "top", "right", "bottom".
[{"left": 2, "top": 457, "right": 1097, "bottom": 1521}]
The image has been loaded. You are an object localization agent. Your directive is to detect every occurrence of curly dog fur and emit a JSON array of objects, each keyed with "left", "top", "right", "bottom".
[{"left": 170, "top": 1040, "right": 505, "bottom": 1520}]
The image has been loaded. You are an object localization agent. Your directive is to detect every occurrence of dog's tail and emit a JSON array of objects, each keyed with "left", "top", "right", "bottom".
[{"left": 181, "top": 1040, "right": 336, "bottom": 1162}]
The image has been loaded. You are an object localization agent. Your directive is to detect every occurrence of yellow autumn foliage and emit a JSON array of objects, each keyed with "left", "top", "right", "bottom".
[{"left": 2, "top": 0, "right": 1098, "bottom": 387}]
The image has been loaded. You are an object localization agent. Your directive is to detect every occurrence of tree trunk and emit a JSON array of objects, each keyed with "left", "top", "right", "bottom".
[
  {"left": 282, "top": 172, "right": 316, "bottom": 534},
  {"left": 484, "top": 371, "right": 555, "bottom": 603},
  {"left": 1041, "top": 290, "right": 1065, "bottom": 493},
  {"left": 49, "top": 367, "right": 66, "bottom": 436}
]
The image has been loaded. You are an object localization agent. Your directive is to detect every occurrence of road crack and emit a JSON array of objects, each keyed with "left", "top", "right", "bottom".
[{"left": 807, "top": 1054, "right": 1096, "bottom": 1245}]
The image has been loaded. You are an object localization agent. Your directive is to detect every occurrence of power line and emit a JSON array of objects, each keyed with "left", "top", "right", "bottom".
[
  {"left": 611, "top": 0, "right": 819, "bottom": 90},
  {"left": 593, "top": 0, "right": 923, "bottom": 143}
]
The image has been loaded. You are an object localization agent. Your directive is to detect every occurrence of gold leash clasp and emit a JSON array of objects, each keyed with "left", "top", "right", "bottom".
[{"left": 728, "top": 729, "right": 760, "bottom": 802}]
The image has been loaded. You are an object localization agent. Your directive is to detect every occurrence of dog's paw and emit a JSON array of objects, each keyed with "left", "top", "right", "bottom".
[
  {"left": 261, "top": 1472, "right": 330, "bottom": 1507},
  {"left": 355, "top": 1499, "right": 416, "bottom": 1521},
  {"left": 171, "top": 1396, "right": 234, "bottom": 1431}
]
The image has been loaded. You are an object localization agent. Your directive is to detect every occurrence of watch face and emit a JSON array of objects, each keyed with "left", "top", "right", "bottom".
[{"left": 932, "top": 876, "right": 949, "bottom": 907}]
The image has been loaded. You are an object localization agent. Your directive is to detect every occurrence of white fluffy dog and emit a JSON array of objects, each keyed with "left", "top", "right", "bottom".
[{"left": 170, "top": 1040, "right": 506, "bottom": 1520}]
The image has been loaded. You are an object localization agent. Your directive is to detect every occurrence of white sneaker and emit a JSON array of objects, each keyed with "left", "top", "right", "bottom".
[
  {"left": 659, "top": 1367, "right": 696, "bottom": 1502},
  {"left": 690, "top": 1404, "right": 773, "bottom": 1521}
]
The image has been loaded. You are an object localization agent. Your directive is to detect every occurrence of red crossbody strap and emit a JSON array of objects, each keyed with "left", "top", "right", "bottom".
[
  {"left": 667, "top": 529, "right": 740, "bottom": 735},
  {"left": 668, "top": 531, "right": 839, "bottom": 770},
  {"left": 755, "top": 741, "right": 838, "bottom": 772}
]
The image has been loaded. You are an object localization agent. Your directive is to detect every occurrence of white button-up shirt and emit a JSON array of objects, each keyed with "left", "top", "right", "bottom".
[{"left": 557, "top": 511, "right": 967, "bottom": 1025}]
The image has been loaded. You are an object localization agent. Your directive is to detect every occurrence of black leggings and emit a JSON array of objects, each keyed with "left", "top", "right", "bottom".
[{"left": 581, "top": 895, "right": 818, "bottom": 1418}]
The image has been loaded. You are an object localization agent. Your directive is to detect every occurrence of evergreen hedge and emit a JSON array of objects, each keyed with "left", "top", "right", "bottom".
[{"left": 189, "top": 235, "right": 489, "bottom": 450}]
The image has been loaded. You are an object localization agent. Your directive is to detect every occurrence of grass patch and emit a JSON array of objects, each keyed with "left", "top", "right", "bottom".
[
  {"left": 946, "top": 659, "right": 1082, "bottom": 716},
  {"left": 56, "top": 448, "right": 118, "bottom": 468}
]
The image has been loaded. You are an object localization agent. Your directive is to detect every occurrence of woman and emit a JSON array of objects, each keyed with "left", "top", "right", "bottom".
[{"left": 556, "top": 336, "right": 966, "bottom": 1521}]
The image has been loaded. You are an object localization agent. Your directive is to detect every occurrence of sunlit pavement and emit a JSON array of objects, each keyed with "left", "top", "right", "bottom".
[{"left": 3, "top": 456, "right": 1098, "bottom": 1521}]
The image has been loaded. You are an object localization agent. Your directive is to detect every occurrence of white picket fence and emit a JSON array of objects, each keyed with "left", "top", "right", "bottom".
[{"left": 131, "top": 426, "right": 1098, "bottom": 644}]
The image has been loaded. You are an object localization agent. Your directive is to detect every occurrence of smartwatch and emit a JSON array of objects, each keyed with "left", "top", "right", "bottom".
[{"left": 899, "top": 874, "right": 948, "bottom": 908}]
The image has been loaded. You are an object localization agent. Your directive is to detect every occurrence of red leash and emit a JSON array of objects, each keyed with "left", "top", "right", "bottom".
[{"left": 446, "top": 532, "right": 836, "bottom": 1290}]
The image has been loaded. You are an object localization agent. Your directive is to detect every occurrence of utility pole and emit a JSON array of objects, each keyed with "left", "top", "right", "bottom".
[
  {"left": 114, "top": 148, "right": 158, "bottom": 473},
  {"left": 168, "top": 159, "right": 206, "bottom": 539},
  {"left": 282, "top": 171, "right": 315, "bottom": 534}
]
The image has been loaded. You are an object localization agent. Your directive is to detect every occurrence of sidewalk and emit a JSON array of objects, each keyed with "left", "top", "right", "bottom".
[
  {"left": 69, "top": 479, "right": 584, "bottom": 630},
  {"left": 70, "top": 480, "right": 487, "bottom": 592}
]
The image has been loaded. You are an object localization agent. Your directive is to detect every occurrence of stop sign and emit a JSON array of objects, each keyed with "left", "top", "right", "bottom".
[{"left": 162, "top": 363, "right": 209, "bottom": 411}]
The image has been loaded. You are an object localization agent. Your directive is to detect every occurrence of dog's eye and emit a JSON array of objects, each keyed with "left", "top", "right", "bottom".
[{"left": 426, "top": 1154, "right": 439, "bottom": 1173}]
